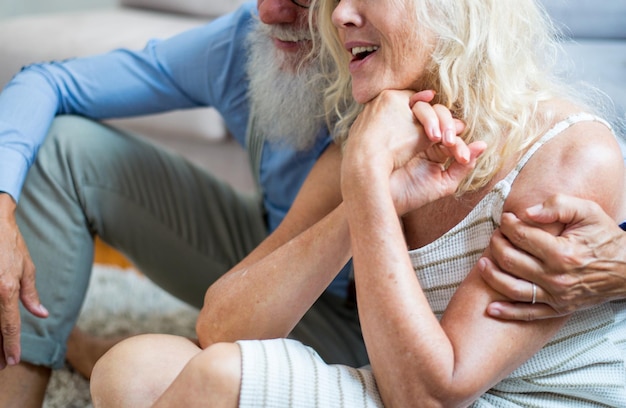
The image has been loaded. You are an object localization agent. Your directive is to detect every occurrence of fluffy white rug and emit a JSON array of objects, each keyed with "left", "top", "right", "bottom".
[{"left": 43, "top": 264, "right": 199, "bottom": 408}]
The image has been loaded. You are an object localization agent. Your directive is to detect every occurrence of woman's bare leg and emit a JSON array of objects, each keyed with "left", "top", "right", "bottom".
[{"left": 90, "top": 334, "right": 201, "bottom": 408}]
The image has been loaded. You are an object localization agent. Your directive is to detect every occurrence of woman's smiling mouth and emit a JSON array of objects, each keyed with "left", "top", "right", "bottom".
[{"left": 351, "top": 45, "right": 379, "bottom": 60}]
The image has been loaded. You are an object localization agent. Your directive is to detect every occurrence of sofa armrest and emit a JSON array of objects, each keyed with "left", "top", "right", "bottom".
[{"left": 119, "top": 0, "right": 249, "bottom": 18}]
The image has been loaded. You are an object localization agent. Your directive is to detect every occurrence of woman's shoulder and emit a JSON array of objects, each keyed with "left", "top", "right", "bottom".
[
  {"left": 545, "top": 101, "right": 619, "bottom": 165},
  {"left": 505, "top": 101, "right": 623, "bottom": 218}
]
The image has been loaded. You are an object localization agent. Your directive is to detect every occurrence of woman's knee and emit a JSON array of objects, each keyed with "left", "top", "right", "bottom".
[
  {"left": 174, "top": 342, "right": 242, "bottom": 404},
  {"left": 191, "top": 342, "right": 241, "bottom": 383},
  {"left": 90, "top": 334, "right": 200, "bottom": 408}
]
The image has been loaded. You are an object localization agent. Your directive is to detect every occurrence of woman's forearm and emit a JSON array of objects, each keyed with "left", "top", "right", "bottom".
[
  {"left": 196, "top": 204, "right": 351, "bottom": 348},
  {"left": 343, "top": 174, "right": 457, "bottom": 407}
]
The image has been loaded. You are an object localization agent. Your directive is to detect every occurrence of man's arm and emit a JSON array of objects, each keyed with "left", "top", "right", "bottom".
[{"left": 481, "top": 194, "right": 626, "bottom": 320}]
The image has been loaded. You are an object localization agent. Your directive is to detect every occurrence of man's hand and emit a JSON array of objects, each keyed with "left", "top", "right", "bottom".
[
  {"left": 0, "top": 193, "right": 48, "bottom": 369},
  {"left": 480, "top": 194, "right": 626, "bottom": 320}
]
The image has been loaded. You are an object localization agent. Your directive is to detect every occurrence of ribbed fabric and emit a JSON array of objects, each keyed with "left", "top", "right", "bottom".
[
  {"left": 410, "top": 113, "right": 626, "bottom": 407},
  {"left": 238, "top": 338, "right": 382, "bottom": 408}
]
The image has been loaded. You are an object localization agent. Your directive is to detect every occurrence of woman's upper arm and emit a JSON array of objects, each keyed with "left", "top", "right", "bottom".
[
  {"left": 441, "top": 120, "right": 624, "bottom": 396},
  {"left": 504, "top": 121, "right": 624, "bottom": 220}
]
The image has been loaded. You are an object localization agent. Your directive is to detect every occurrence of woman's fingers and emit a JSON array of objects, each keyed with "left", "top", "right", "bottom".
[{"left": 410, "top": 98, "right": 470, "bottom": 164}]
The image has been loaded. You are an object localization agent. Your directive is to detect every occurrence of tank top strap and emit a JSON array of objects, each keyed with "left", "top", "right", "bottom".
[{"left": 500, "top": 113, "right": 613, "bottom": 187}]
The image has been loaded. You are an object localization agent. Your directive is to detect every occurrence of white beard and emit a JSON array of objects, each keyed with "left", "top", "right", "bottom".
[{"left": 246, "top": 21, "right": 327, "bottom": 151}]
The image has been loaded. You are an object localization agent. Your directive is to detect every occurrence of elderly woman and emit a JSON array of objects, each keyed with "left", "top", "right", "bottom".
[{"left": 90, "top": 0, "right": 625, "bottom": 407}]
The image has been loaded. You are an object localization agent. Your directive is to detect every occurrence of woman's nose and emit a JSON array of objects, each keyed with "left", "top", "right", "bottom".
[{"left": 331, "top": 0, "right": 362, "bottom": 29}]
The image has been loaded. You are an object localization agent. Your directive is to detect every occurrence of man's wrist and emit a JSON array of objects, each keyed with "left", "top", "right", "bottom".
[{"left": 0, "top": 192, "right": 17, "bottom": 217}]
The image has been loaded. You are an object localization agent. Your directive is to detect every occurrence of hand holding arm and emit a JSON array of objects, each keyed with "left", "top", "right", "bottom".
[
  {"left": 0, "top": 193, "right": 48, "bottom": 369},
  {"left": 482, "top": 194, "right": 626, "bottom": 320}
]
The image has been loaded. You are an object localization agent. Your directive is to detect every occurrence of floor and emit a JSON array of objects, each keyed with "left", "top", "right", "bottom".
[{"left": 93, "top": 238, "right": 133, "bottom": 267}]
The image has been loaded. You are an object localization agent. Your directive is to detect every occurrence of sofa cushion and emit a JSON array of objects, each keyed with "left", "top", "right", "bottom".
[
  {"left": 120, "top": 0, "right": 249, "bottom": 18},
  {"left": 541, "top": 0, "right": 626, "bottom": 39}
]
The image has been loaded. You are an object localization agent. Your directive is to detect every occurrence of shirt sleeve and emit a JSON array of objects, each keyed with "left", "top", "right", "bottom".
[{"left": 0, "top": 2, "right": 256, "bottom": 202}]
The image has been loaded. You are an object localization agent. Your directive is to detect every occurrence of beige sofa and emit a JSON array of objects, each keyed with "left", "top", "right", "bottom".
[{"left": 0, "top": 0, "right": 255, "bottom": 191}]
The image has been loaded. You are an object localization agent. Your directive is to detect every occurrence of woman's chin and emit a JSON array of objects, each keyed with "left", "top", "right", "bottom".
[{"left": 351, "top": 89, "right": 376, "bottom": 105}]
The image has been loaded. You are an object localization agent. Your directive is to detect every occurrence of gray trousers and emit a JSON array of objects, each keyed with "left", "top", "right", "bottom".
[{"left": 16, "top": 115, "right": 366, "bottom": 369}]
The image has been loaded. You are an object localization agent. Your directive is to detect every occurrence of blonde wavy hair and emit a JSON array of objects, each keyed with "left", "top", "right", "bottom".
[{"left": 312, "top": 0, "right": 574, "bottom": 194}]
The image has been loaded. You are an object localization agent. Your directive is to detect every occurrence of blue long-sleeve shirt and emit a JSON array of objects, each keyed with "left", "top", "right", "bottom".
[{"left": 0, "top": 2, "right": 350, "bottom": 296}]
